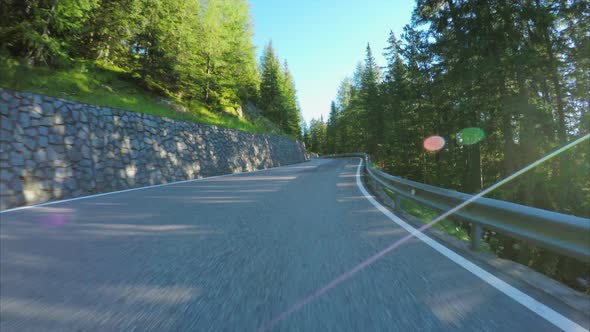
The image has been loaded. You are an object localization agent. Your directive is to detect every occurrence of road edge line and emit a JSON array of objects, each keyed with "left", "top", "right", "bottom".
[{"left": 354, "top": 158, "right": 587, "bottom": 332}]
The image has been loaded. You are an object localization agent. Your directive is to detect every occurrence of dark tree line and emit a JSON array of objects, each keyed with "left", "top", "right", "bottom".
[
  {"left": 0, "top": 0, "right": 301, "bottom": 137},
  {"left": 315, "top": 0, "right": 589, "bottom": 290},
  {"left": 302, "top": 116, "right": 327, "bottom": 154}
]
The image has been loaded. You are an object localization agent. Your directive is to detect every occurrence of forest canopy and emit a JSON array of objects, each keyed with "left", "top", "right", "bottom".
[
  {"left": 302, "top": 0, "right": 589, "bottom": 290},
  {"left": 0, "top": 0, "right": 301, "bottom": 137}
]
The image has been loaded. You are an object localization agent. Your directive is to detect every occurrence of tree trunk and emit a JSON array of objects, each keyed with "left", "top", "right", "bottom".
[{"left": 537, "top": 0, "right": 570, "bottom": 207}]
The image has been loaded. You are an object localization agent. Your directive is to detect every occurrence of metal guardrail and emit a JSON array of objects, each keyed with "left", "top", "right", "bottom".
[{"left": 323, "top": 153, "right": 590, "bottom": 263}]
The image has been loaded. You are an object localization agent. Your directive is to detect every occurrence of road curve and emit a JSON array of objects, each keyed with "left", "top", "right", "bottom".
[{"left": 0, "top": 158, "right": 586, "bottom": 331}]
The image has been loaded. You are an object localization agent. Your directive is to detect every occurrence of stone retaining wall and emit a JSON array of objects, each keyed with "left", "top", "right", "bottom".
[{"left": 0, "top": 88, "right": 307, "bottom": 210}]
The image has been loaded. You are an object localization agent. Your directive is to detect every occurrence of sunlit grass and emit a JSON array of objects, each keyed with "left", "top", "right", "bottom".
[{"left": 0, "top": 58, "right": 267, "bottom": 133}]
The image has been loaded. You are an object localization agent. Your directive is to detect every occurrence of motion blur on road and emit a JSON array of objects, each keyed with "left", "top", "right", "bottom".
[
  {"left": 1, "top": 159, "right": 586, "bottom": 331},
  {"left": 1, "top": 0, "right": 590, "bottom": 331}
]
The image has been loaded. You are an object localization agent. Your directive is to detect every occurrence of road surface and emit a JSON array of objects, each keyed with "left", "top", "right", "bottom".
[{"left": 0, "top": 158, "right": 587, "bottom": 331}]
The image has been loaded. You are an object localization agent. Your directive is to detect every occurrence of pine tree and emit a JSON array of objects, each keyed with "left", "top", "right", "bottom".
[
  {"left": 280, "top": 61, "right": 301, "bottom": 137},
  {"left": 308, "top": 116, "right": 327, "bottom": 154},
  {"left": 361, "top": 43, "right": 382, "bottom": 156},
  {"left": 259, "top": 41, "right": 284, "bottom": 128},
  {"left": 381, "top": 30, "right": 408, "bottom": 176},
  {"left": 197, "top": 0, "right": 258, "bottom": 107},
  {"left": 326, "top": 101, "right": 339, "bottom": 153},
  {"left": 1, "top": 0, "right": 96, "bottom": 65},
  {"left": 258, "top": 41, "right": 301, "bottom": 136},
  {"left": 77, "top": 0, "right": 141, "bottom": 66}
]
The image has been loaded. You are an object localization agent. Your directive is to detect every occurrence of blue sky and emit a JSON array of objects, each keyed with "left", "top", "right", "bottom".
[{"left": 248, "top": 0, "right": 415, "bottom": 123}]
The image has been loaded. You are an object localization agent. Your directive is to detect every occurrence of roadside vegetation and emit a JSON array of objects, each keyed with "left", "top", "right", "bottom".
[
  {"left": 0, "top": 0, "right": 302, "bottom": 136},
  {"left": 0, "top": 58, "right": 267, "bottom": 133},
  {"left": 304, "top": 1, "right": 590, "bottom": 292}
]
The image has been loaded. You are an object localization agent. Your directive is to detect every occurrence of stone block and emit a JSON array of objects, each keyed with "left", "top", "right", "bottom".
[
  {"left": 52, "top": 114, "right": 64, "bottom": 125},
  {"left": 39, "top": 116, "right": 52, "bottom": 127},
  {"left": 67, "top": 149, "right": 82, "bottom": 162},
  {"left": 23, "top": 137, "right": 37, "bottom": 150},
  {"left": 64, "top": 136, "right": 75, "bottom": 145},
  {"left": 50, "top": 124, "right": 65, "bottom": 135},
  {"left": 0, "top": 116, "right": 11, "bottom": 130},
  {"left": 0, "top": 129, "right": 12, "bottom": 144},
  {"left": 1, "top": 91, "right": 11, "bottom": 102},
  {"left": 55, "top": 167, "right": 72, "bottom": 178},
  {"left": 10, "top": 152, "right": 24, "bottom": 166},
  {"left": 9, "top": 178, "right": 23, "bottom": 191},
  {"left": 25, "top": 128, "right": 38, "bottom": 136},
  {"left": 47, "top": 147, "right": 60, "bottom": 161},
  {"left": 92, "top": 138, "right": 105, "bottom": 149},
  {"left": 9, "top": 98, "right": 20, "bottom": 109},
  {"left": 14, "top": 124, "right": 24, "bottom": 135},
  {"left": 66, "top": 125, "right": 78, "bottom": 136},
  {"left": 79, "top": 159, "right": 92, "bottom": 167},
  {"left": 76, "top": 128, "right": 89, "bottom": 140},
  {"left": 0, "top": 169, "right": 13, "bottom": 182},
  {"left": 38, "top": 136, "right": 49, "bottom": 148},
  {"left": 81, "top": 145, "right": 91, "bottom": 159},
  {"left": 0, "top": 103, "right": 8, "bottom": 117},
  {"left": 49, "top": 134, "right": 63, "bottom": 145},
  {"left": 64, "top": 178, "right": 77, "bottom": 190}
]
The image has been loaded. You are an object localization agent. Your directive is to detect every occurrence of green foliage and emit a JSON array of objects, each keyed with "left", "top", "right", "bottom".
[
  {"left": 303, "top": 116, "right": 327, "bottom": 154},
  {"left": 0, "top": 59, "right": 266, "bottom": 133},
  {"left": 360, "top": 44, "right": 382, "bottom": 156},
  {"left": 326, "top": 101, "right": 339, "bottom": 153},
  {"left": 381, "top": 187, "right": 488, "bottom": 251},
  {"left": 0, "top": 0, "right": 278, "bottom": 133},
  {"left": 280, "top": 61, "right": 302, "bottom": 138},
  {"left": 258, "top": 42, "right": 301, "bottom": 137},
  {"left": 0, "top": 0, "right": 96, "bottom": 65},
  {"left": 326, "top": 0, "right": 589, "bottom": 291},
  {"left": 259, "top": 42, "right": 282, "bottom": 124},
  {"left": 327, "top": 0, "right": 589, "bottom": 215},
  {"left": 75, "top": 0, "right": 139, "bottom": 63},
  {"left": 195, "top": 0, "right": 259, "bottom": 107}
]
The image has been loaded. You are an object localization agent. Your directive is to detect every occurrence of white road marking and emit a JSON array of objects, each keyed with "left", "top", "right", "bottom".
[
  {"left": 354, "top": 158, "right": 587, "bottom": 332},
  {"left": 0, "top": 161, "right": 311, "bottom": 214}
]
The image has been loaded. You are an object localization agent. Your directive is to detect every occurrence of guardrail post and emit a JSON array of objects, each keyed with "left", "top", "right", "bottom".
[
  {"left": 395, "top": 194, "right": 401, "bottom": 212},
  {"left": 471, "top": 224, "right": 482, "bottom": 251}
]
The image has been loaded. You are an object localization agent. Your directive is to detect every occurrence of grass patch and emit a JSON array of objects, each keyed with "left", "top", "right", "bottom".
[
  {"left": 0, "top": 58, "right": 268, "bottom": 133},
  {"left": 382, "top": 187, "right": 492, "bottom": 252}
]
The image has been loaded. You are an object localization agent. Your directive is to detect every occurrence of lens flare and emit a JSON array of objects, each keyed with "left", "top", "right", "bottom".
[
  {"left": 457, "top": 127, "right": 485, "bottom": 145},
  {"left": 40, "top": 214, "right": 67, "bottom": 227},
  {"left": 423, "top": 135, "right": 445, "bottom": 152}
]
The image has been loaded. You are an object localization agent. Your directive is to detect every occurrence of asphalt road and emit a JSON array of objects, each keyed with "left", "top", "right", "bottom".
[{"left": 0, "top": 158, "right": 587, "bottom": 331}]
